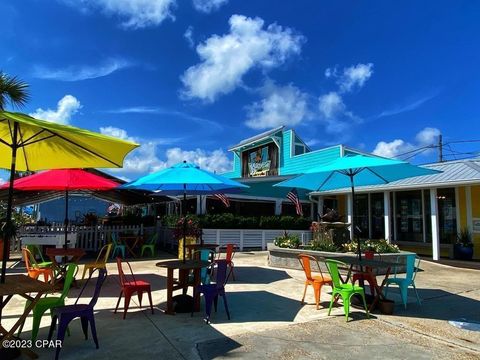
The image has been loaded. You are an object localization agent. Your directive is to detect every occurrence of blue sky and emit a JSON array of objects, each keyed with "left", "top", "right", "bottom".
[{"left": 1, "top": 0, "right": 480, "bottom": 181}]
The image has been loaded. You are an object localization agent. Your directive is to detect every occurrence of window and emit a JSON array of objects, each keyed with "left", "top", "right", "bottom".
[
  {"left": 370, "top": 193, "right": 385, "bottom": 239},
  {"left": 395, "top": 190, "right": 424, "bottom": 242},
  {"left": 437, "top": 188, "right": 457, "bottom": 244}
]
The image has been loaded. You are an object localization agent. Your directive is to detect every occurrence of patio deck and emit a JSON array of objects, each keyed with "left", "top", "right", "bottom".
[{"left": 1, "top": 251, "right": 479, "bottom": 359}]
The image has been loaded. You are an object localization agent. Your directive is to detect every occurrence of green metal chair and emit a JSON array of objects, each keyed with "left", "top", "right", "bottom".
[
  {"left": 140, "top": 233, "right": 158, "bottom": 257},
  {"left": 19, "top": 263, "right": 78, "bottom": 341},
  {"left": 325, "top": 259, "right": 369, "bottom": 322},
  {"left": 26, "top": 244, "right": 53, "bottom": 268}
]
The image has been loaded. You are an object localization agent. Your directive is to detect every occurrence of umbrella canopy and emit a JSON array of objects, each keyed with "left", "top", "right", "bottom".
[
  {"left": 0, "top": 169, "right": 119, "bottom": 191},
  {"left": 122, "top": 161, "right": 249, "bottom": 194},
  {"left": 122, "top": 161, "right": 249, "bottom": 262},
  {"left": 275, "top": 154, "right": 441, "bottom": 260},
  {"left": 0, "top": 111, "right": 138, "bottom": 283}
]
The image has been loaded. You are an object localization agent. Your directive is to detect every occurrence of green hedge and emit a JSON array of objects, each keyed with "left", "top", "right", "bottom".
[{"left": 162, "top": 214, "right": 311, "bottom": 230}]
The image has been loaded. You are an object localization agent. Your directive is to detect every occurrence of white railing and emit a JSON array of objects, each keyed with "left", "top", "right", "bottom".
[
  {"left": 158, "top": 227, "right": 312, "bottom": 251},
  {"left": 18, "top": 224, "right": 156, "bottom": 252}
]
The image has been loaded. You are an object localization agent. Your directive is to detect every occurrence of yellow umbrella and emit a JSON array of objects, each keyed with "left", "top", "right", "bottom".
[{"left": 0, "top": 110, "right": 139, "bottom": 282}]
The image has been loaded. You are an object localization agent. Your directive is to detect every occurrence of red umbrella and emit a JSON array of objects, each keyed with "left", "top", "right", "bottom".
[{"left": 1, "top": 169, "right": 119, "bottom": 248}]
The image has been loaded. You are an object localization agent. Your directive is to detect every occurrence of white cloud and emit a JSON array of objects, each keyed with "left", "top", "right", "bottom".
[
  {"left": 100, "top": 126, "right": 231, "bottom": 175},
  {"left": 192, "top": 0, "right": 228, "bottom": 13},
  {"left": 245, "top": 81, "right": 309, "bottom": 130},
  {"left": 184, "top": 26, "right": 194, "bottom": 48},
  {"left": 33, "top": 58, "right": 131, "bottom": 81},
  {"left": 181, "top": 14, "right": 305, "bottom": 102},
  {"left": 337, "top": 63, "right": 374, "bottom": 93},
  {"left": 318, "top": 91, "right": 358, "bottom": 134},
  {"left": 378, "top": 93, "right": 438, "bottom": 118},
  {"left": 61, "top": 0, "right": 176, "bottom": 29},
  {"left": 30, "top": 95, "right": 81, "bottom": 125},
  {"left": 372, "top": 127, "right": 441, "bottom": 158}
]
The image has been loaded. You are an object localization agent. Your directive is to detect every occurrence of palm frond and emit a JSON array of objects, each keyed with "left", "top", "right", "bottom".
[{"left": 0, "top": 71, "right": 30, "bottom": 110}]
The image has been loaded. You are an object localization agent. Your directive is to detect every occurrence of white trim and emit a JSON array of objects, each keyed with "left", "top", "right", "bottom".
[
  {"left": 392, "top": 192, "right": 397, "bottom": 242},
  {"left": 455, "top": 187, "right": 461, "bottom": 234},
  {"left": 347, "top": 193, "right": 353, "bottom": 240},
  {"left": 309, "top": 179, "right": 480, "bottom": 195},
  {"left": 430, "top": 188, "right": 440, "bottom": 261},
  {"left": 466, "top": 186, "right": 473, "bottom": 232},
  {"left": 384, "top": 191, "right": 391, "bottom": 242}
]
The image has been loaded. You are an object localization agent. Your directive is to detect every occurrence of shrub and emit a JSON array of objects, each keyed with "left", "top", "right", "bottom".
[
  {"left": 342, "top": 239, "right": 400, "bottom": 254},
  {"left": 274, "top": 231, "right": 301, "bottom": 249},
  {"left": 308, "top": 222, "right": 339, "bottom": 252}
]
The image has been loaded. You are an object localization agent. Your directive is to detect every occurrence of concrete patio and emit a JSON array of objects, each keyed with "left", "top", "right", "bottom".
[{"left": 2, "top": 251, "right": 480, "bottom": 359}]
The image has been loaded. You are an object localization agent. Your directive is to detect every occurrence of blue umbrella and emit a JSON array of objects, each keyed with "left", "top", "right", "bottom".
[
  {"left": 275, "top": 154, "right": 441, "bottom": 260},
  {"left": 122, "top": 161, "right": 248, "bottom": 262}
]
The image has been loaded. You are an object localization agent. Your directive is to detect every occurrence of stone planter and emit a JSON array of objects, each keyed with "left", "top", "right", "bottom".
[{"left": 267, "top": 243, "right": 413, "bottom": 275}]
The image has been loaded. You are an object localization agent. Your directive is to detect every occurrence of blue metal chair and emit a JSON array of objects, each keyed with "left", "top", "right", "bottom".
[
  {"left": 111, "top": 232, "right": 126, "bottom": 259},
  {"left": 385, "top": 254, "right": 422, "bottom": 309}
]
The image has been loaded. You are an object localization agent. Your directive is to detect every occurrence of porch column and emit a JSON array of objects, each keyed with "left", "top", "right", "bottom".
[
  {"left": 430, "top": 188, "right": 440, "bottom": 261},
  {"left": 384, "top": 191, "right": 391, "bottom": 242},
  {"left": 196, "top": 196, "right": 207, "bottom": 215},
  {"left": 275, "top": 200, "right": 282, "bottom": 215},
  {"left": 310, "top": 202, "right": 315, "bottom": 220},
  {"left": 317, "top": 195, "right": 324, "bottom": 221},
  {"left": 347, "top": 193, "right": 353, "bottom": 240}
]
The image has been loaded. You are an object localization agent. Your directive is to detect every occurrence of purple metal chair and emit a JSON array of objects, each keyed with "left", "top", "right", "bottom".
[
  {"left": 192, "top": 259, "right": 231, "bottom": 324},
  {"left": 48, "top": 268, "right": 107, "bottom": 360}
]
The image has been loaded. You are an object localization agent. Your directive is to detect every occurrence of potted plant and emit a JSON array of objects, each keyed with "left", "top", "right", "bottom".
[{"left": 454, "top": 228, "right": 474, "bottom": 260}]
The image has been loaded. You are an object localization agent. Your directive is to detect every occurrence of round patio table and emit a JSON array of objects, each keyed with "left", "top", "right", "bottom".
[{"left": 156, "top": 260, "right": 210, "bottom": 315}]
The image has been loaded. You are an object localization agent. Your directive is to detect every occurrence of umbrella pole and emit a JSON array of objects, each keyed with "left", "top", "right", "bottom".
[
  {"left": 349, "top": 174, "right": 361, "bottom": 261},
  {"left": 183, "top": 184, "right": 187, "bottom": 264},
  {"left": 64, "top": 189, "right": 69, "bottom": 250},
  {"left": 1, "top": 122, "right": 18, "bottom": 284}
]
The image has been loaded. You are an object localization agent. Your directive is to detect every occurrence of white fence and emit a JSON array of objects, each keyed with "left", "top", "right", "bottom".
[
  {"left": 158, "top": 227, "right": 312, "bottom": 251},
  {"left": 18, "top": 224, "right": 156, "bottom": 252}
]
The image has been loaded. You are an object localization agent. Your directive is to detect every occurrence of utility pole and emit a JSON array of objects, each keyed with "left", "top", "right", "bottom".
[{"left": 438, "top": 134, "right": 443, "bottom": 163}]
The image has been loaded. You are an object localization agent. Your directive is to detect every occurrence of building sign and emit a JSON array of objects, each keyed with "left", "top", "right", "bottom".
[{"left": 248, "top": 146, "right": 271, "bottom": 177}]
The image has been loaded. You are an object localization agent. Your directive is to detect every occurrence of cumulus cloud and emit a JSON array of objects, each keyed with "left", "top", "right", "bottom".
[
  {"left": 192, "top": 0, "right": 228, "bottom": 13},
  {"left": 60, "top": 0, "right": 176, "bottom": 29},
  {"left": 30, "top": 95, "right": 81, "bottom": 125},
  {"left": 100, "top": 126, "right": 232, "bottom": 175},
  {"left": 181, "top": 14, "right": 305, "bottom": 102},
  {"left": 373, "top": 127, "right": 441, "bottom": 158},
  {"left": 337, "top": 63, "right": 374, "bottom": 93},
  {"left": 184, "top": 26, "right": 194, "bottom": 48},
  {"left": 33, "top": 58, "right": 131, "bottom": 81},
  {"left": 318, "top": 91, "right": 358, "bottom": 134},
  {"left": 245, "top": 81, "right": 309, "bottom": 130}
]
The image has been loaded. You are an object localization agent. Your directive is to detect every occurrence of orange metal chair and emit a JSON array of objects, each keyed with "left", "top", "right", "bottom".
[
  {"left": 217, "top": 244, "right": 236, "bottom": 281},
  {"left": 23, "top": 247, "right": 54, "bottom": 283},
  {"left": 298, "top": 254, "right": 332, "bottom": 310}
]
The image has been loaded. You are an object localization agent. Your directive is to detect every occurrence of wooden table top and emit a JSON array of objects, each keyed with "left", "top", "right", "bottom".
[
  {"left": 46, "top": 248, "right": 86, "bottom": 257},
  {"left": 156, "top": 260, "right": 210, "bottom": 270},
  {"left": 0, "top": 275, "right": 54, "bottom": 297}
]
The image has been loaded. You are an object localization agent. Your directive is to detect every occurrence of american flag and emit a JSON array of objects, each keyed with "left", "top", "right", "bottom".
[
  {"left": 287, "top": 188, "right": 303, "bottom": 216},
  {"left": 214, "top": 193, "right": 230, "bottom": 208}
]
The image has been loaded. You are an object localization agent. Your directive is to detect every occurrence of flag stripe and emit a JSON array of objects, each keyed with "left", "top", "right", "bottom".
[
  {"left": 214, "top": 193, "right": 230, "bottom": 208},
  {"left": 287, "top": 188, "right": 303, "bottom": 216}
]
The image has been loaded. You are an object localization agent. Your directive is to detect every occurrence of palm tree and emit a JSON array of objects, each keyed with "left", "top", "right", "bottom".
[{"left": 0, "top": 71, "right": 30, "bottom": 110}]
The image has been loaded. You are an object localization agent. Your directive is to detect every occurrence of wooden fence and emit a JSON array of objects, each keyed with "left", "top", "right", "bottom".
[
  {"left": 158, "top": 227, "right": 312, "bottom": 251},
  {"left": 17, "top": 224, "right": 156, "bottom": 252}
]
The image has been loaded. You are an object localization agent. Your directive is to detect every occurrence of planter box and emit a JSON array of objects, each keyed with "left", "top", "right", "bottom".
[{"left": 267, "top": 243, "right": 414, "bottom": 274}]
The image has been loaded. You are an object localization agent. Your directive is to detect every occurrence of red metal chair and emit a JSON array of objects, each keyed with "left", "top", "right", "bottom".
[
  {"left": 217, "top": 244, "right": 236, "bottom": 281},
  {"left": 115, "top": 257, "right": 154, "bottom": 319},
  {"left": 352, "top": 250, "right": 379, "bottom": 296}
]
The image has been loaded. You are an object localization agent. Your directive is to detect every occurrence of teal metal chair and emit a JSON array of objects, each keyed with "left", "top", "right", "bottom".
[
  {"left": 19, "top": 263, "right": 78, "bottom": 341},
  {"left": 111, "top": 232, "right": 126, "bottom": 259},
  {"left": 385, "top": 254, "right": 422, "bottom": 309},
  {"left": 26, "top": 244, "right": 53, "bottom": 268},
  {"left": 325, "top": 259, "right": 369, "bottom": 322},
  {"left": 191, "top": 249, "right": 216, "bottom": 285},
  {"left": 140, "top": 233, "right": 158, "bottom": 257}
]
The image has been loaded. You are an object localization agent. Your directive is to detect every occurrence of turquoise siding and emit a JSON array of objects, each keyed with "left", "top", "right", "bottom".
[
  {"left": 222, "top": 152, "right": 242, "bottom": 179},
  {"left": 280, "top": 130, "right": 342, "bottom": 175},
  {"left": 222, "top": 129, "right": 343, "bottom": 178}
]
